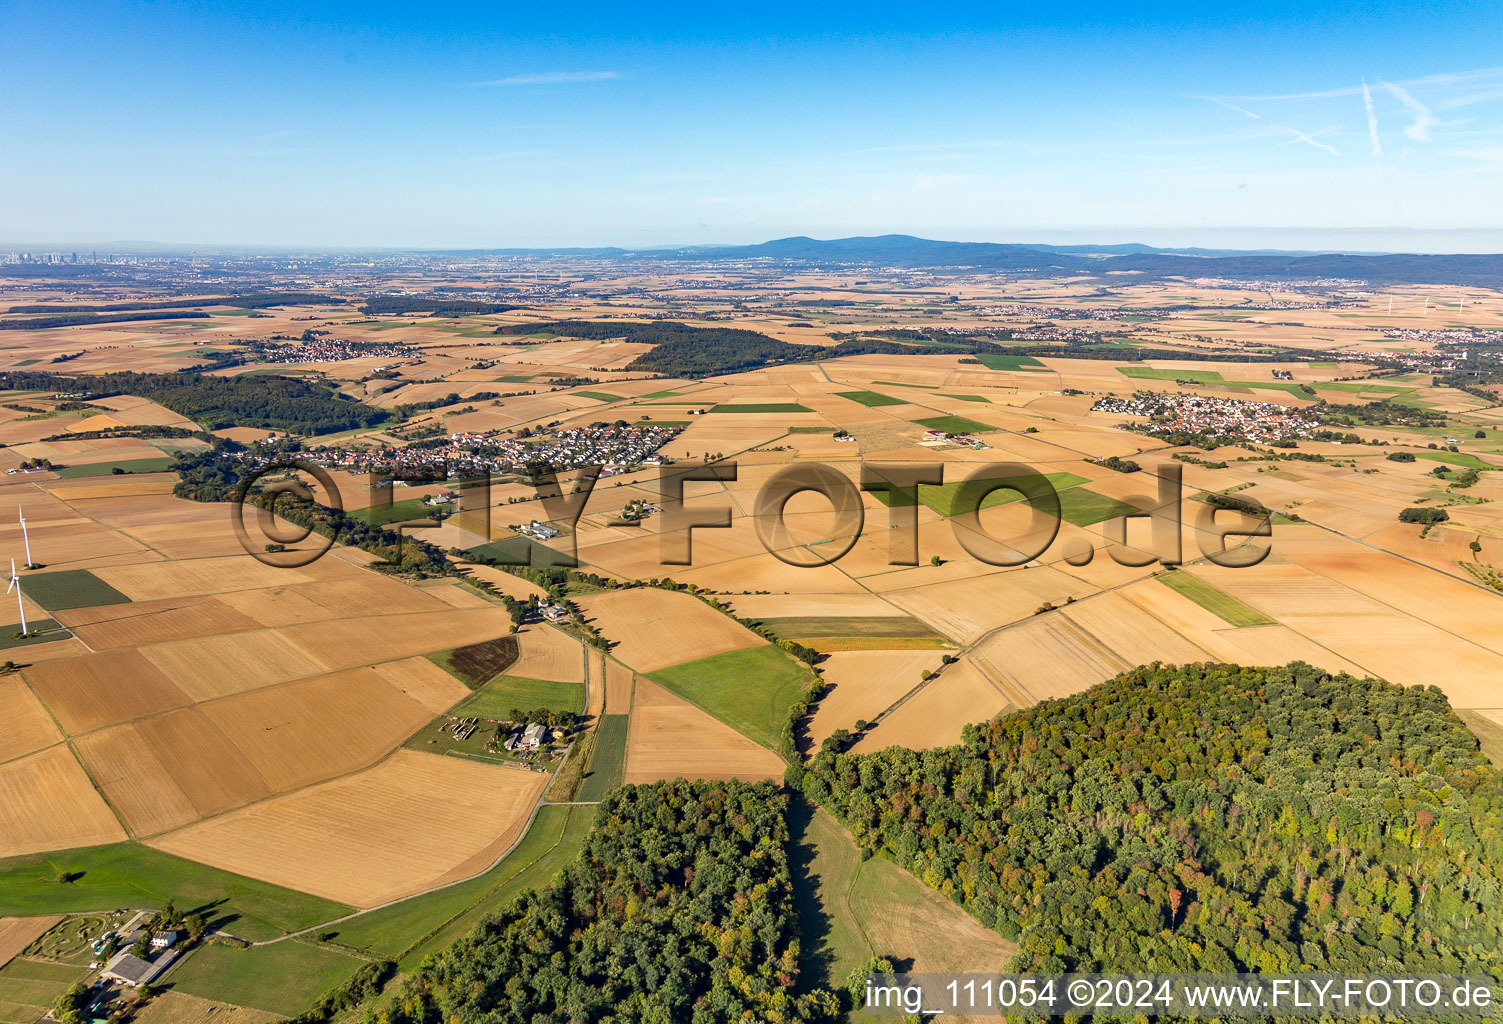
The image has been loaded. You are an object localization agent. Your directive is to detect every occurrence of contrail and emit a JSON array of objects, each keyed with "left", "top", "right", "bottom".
[
  {"left": 1381, "top": 80, "right": 1438, "bottom": 141},
  {"left": 1361, "top": 79, "right": 1383, "bottom": 157}
]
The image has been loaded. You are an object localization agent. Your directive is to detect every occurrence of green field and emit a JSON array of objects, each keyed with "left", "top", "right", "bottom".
[
  {"left": 54, "top": 456, "right": 175, "bottom": 478},
  {"left": 0, "top": 845, "right": 350, "bottom": 943},
  {"left": 170, "top": 939, "right": 369, "bottom": 1016},
  {"left": 0, "top": 619, "right": 71, "bottom": 650},
  {"left": 972, "top": 353, "right": 1046, "bottom": 371},
  {"left": 0, "top": 957, "right": 89, "bottom": 1024},
  {"left": 754, "top": 615, "right": 941, "bottom": 639},
  {"left": 869, "top": 470, "right": 1090, "bottom": 517},
  {"left": 835, "top": 390, "right": 904, "bottom": 408},
  {"left": 640, "top": 390, "right": 682, "bottom": 399},
  {"left": 574, "top": 391, "right": 625, "bottom": 403},
  {"left": 345, "top": 497, "right": 442, "bottom": 527},
  {"left": 16, "top": 570, "right": 130, "bottom": 611},
  {"left": 466, "top": 536, "right": 577, "bottom": 568},
  {"left": 1415, "top": 450, "right": 1495, "bottom": 470},
  {"left": 648, "top": 646, "right": 811, "bottom": 753},
  {"left": 912, "top": 415, "right": 998, "bottom": 434},
  {"left": 456, "top": 675, "right": 585, "bottom": 717},
  {"left": 1116, "top": 366, "right": 1313, "bottom": 399},
  {"left": 872, "top": 380, "right": 937, "bottom": 389},
  {"left": 940, "top": 393, "right": 990, "bottom": 403},
  {"left": 332, "top": 805, "right": 592, "bottom": 969},
  {"left": 710, "top": 403, "right": 814, "bottom": 414},
  {"left": 1052, "top": 487, "right": 1143, "bottom": 527},
  {"left": 1313, "top": 382, "right": 1415, "bottom": 396},
  {"left": 575, "top": 714, "right": 629, "bottom": 803},
  {"left": 1158, "top": 570, "right": 1275, "bottom": 627}
]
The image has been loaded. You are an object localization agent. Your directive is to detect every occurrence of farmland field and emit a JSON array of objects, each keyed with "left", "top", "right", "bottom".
[
  {"left": 1157, "top": 569, "right": 1276, "bottom": 627},
  {"left": 169, "top": 939, "right": 369, "bottom": 1017},
  {"left": 576, "top": 714, "right": 629, "bottom": 801},
  {"left": 646, "top": 645, "right": 812, "bottom": 752},
  {"left": 455, "top": 674, "right": 585, "bottom": 717},
  {"left": 20, "top": 569, "right": 131, "bottom": 610}
]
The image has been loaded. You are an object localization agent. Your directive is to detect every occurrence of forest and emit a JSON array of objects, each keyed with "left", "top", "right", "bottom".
[
  {"left": 0, "top": 310, "right": 212, "bottom": 329},
  {"left": 377, "top": 779, "right": 842, "bottom": 1024},
  {"left": 360, "top": 296, "right": 517, "bottom": 315},
  {"left": 793, "top": 662, "right": 1503, "bottom": 978},
  {"left": 0, "top": 369, "right": 388, "bottom": 434},
  {"left": 495, "top": 320, "right": 993, "bottom": 378}
]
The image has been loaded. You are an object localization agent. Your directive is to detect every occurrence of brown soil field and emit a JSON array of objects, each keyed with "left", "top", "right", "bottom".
[
  {"left": 57, "top": 596, "right": 261, "bottom": 650},
  {"left": 623, "top": 680, "right": 784, "bottom": 784},
  {"left": 506, "top": 625, "right": 585, "bottom": 682},
  {"left": 23, "top": 650, "right": 193, "bottom": 734},
  {"left": 0, "top": 679, "right": 62, "bottom": 761},
  {"left": 604, "top": 657, "right": 634, "bottom": 712},
  {"left": 853, "top": 657, "right": 1012, "bottom": 753},
  {"left": 575, "top": 589, "right": 766, "bottom": 672},
  {"left": 148, "top": 751, "right": 549, "bottom": 907},
  {"left": 0, "top": 915, "right": 63, "bottom": 969},
  {"left": 805, "top": 650, "right": 943, "bottom": 745},
  {"left": 0, "top": 746, "right": 126, "bottom": 856}
]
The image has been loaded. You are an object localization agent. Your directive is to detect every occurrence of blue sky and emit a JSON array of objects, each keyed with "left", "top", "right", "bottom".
[{"left": 3, "top": 1, "right": 1502, "bottom": 250}]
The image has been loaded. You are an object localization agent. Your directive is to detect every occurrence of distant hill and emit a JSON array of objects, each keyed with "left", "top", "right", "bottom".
[{"left": 637, "top": 234, "right": 1503, "bottom": 285}]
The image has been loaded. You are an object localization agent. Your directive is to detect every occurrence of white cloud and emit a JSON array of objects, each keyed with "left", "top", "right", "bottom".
[{"left": 471, "top": 71, "right": 620, "bottom": 87}]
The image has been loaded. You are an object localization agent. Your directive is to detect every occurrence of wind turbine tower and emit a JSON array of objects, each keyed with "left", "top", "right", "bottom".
[
  {"left": 19, "top": 507, "right": 33, "bottom": 568},
  {"left": 6, "top": 559, "right": 26, "bottom": 635}
]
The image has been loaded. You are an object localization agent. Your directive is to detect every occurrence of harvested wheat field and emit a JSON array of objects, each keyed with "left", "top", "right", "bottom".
[
  {"left": 604, "top": 657, "right": 635, "bottom": 712},
  {"left": 0, "top": 746, "right": 126, "bottom": 856},
  {"left": 623, "top": 680, "right": 784, "bottom": 784},
  {"left": 806, "top": 650, "right": 943, "bottom": 745},
  {"left": 22, "top": 649, "right": 192, "bottom": 734},
  {"left": 576, "top": 589, "right": 765, "bottom": 672},
  {"left": 140, "top": 630, "right": 330, "bottom": 701},
  {"left": 93, "top": 556, "right": 319, "bottom": 601},
  {"left": 55, "top": 596, "right": 261, "bottom": 650},
  {"left": 148, "top": 751, "right": 549, "bottom": 907},
  {"left": 0, "top": 915, "right": 62, "bottom": 969},
  {"left": 131, "top": 992, "right": 282, "bottom": 1024},
  {"left": 275, "top": 607, "right": 514, "bottom": 671},
  {"left": 506, "top": 625, "right": 585, "bottom": 682},
  {"left": 371, "top": 656, "right": 472, "bottom": 713},
  {"left": 854, "top": 658, "right": 1012, "bottom": 754},
  {"left": 0, "top": 678, "right": 62, "bottom": 761}
]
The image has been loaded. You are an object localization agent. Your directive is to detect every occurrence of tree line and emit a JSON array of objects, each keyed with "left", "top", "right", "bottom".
[{"left": 790, "top": 662, "right": 1503, "bottom": 978}]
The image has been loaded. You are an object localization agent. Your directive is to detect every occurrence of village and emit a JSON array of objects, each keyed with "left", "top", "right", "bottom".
[
  {"left": 241, "top": 422, "right": 683, "bottom": 481},
  {"left": 1093, "top": 391, "right": 1322, "bottom": 444}
]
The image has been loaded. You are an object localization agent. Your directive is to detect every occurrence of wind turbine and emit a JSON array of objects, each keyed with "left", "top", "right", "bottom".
[
  {"left": 18, "top": 507, "right": 33, "bottom": 568},
  {"left": 6, "top": 559, "right": 27, "bottom": 636}
]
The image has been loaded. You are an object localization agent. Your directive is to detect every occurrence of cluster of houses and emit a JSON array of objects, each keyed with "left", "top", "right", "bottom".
[
  {"left": 919, "top": 428, "right": 991, "bottom": 450},
  {"left": 1093, "top": 392, "right": 1320, "bottom": 444},
  {"left": 98, "top": 922, "right": 183, "bottom": 989},
  {"left": 502, "top": 721, "right": 554, "bottom": 753},
  {"left": 248, "top": 337, "right": 418, "bottom": 363},
  {"left": 242, "top": 423, "right": 683, "bottom": 482}
]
